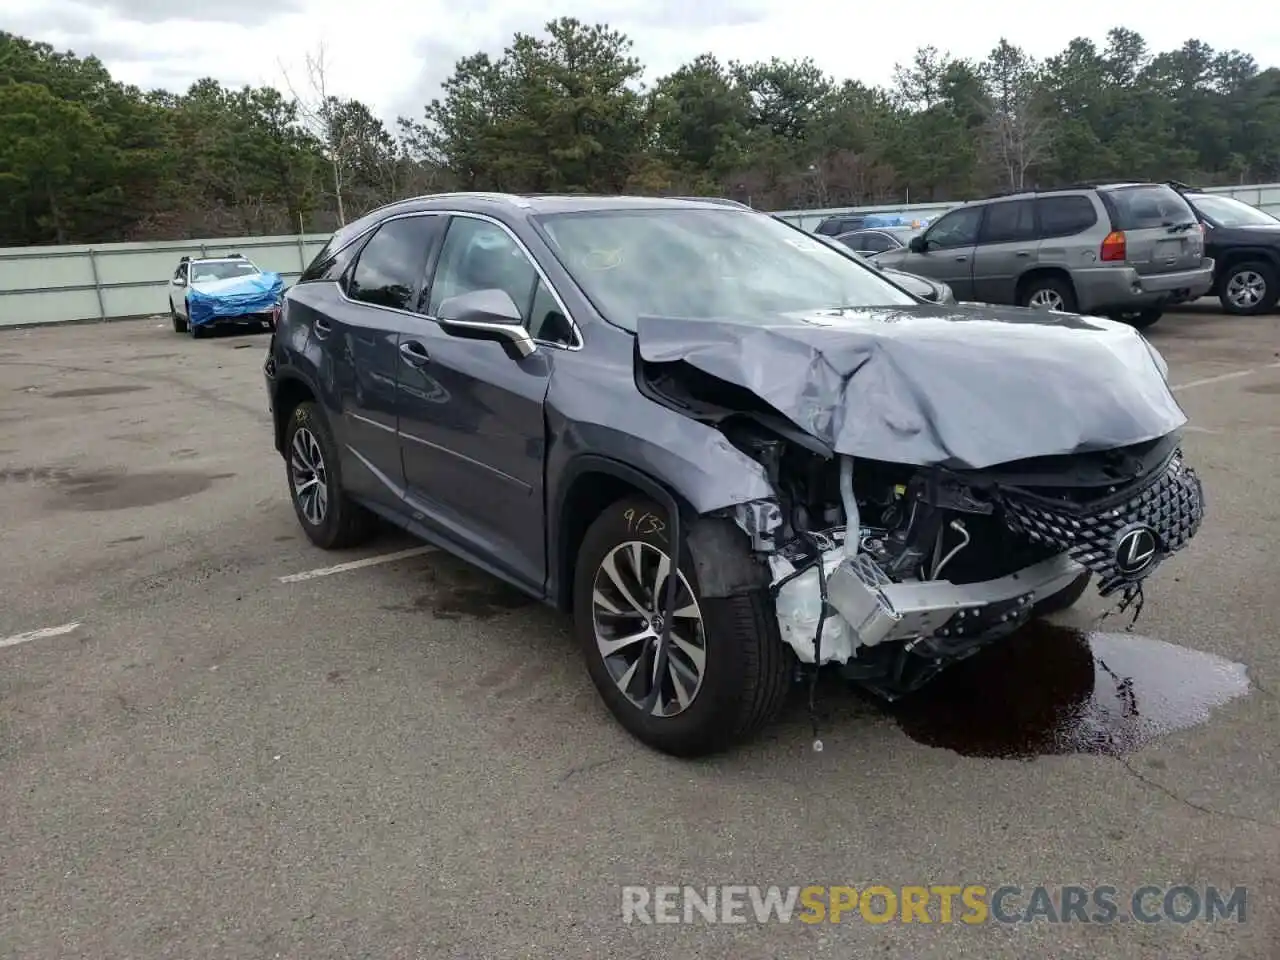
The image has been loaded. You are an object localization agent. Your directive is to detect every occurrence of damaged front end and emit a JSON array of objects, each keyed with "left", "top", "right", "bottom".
[
  {"left": 731, "top": 436, "right": 1204, "bottom": 700},
  {"left": 634, "top": 308, "right": 1206, "bottom": 701}
]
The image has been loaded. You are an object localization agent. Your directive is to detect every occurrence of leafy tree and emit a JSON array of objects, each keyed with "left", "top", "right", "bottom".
[{"left": 3, "top": 22, "right": 1280, "bottom": 244}]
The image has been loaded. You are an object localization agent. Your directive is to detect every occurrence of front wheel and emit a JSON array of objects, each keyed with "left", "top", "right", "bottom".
[
  {"left": 573, "top": 498, "right": 791, "bottom": 757},
  {"left": 1219, "top": 261, "right": 1279, "bottom": 316},
  {"left": 187, "top": 300, "right": 208, "bottom": 339},
  {"left": 284, "top": 401, "right": 377, "bottom": 550},
  {"left": 171, "top": 304, "right": 188, "bottom": 333}
]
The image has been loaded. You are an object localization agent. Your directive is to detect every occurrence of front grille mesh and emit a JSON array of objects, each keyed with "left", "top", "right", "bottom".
[{"left": 999, "top": 450, "right": 1205, "bottom": 596}]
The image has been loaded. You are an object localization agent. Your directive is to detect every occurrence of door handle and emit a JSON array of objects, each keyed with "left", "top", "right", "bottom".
[
  {"left": 954, "top": 256, "right": 968, "bottom": 262},
  {"left": 313, "top": 318, "right": 331, "bottom": 338},
  {"left": 1015, "top": 251, "right": 1031, "bottom": 257},
  {"left": 399, "top": 340, "right": 430, "bottom": 367}
]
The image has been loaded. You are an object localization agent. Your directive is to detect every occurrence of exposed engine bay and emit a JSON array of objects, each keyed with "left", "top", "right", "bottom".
[{"left": 639, "top": 354, "right": 1206, "bottom": 701}]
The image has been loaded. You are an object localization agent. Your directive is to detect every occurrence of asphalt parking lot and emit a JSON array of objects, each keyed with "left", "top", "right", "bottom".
[{"left": 2, "top": 306, "right": 1279, "bottom": 959}]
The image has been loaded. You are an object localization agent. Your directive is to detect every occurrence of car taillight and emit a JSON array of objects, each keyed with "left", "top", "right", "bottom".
[{"left": 1100, "top": 230, "right": 1126, "bottom": 262}]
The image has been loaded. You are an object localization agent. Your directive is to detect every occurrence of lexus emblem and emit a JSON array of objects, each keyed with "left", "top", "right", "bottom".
[{"left": 1114, "top": 525, "right": 1159, "bottom": 576}]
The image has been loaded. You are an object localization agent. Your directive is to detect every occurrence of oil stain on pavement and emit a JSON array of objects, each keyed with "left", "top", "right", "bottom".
[
  {"left": 383, "top": 551, "right": 534, "bottom": 620},
  {"left": 891, "top": 622, "right": 1251, "bottom": 759},
  {"left": 3, "top": 466, "right": 238, "bottom": 511}
]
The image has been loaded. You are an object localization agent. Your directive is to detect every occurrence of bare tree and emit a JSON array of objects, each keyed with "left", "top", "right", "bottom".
[
  {"left": 280, "top": 44, "right": 350, "bottom": 225},
  {"left": 981, "top": 40, "right": 1056, "bottom": 191}
]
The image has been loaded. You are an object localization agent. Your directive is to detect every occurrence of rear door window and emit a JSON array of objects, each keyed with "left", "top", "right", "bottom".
[
  {"left": 346, "top": 215, "right": 444, "bottom": 311},
  {"left": 978, "top": 200, "right": 1037, "bottom": 244},
  {"left": 1035, "top": 196, "right": 1098, "bottom": 239}
]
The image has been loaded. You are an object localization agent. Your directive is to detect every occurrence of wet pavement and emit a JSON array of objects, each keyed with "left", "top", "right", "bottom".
[
  {"left": 1, "top": 312, "right": 1279, "bottom": 959},
  {"left": 890, "top": 622, "right": 1253, "bottom": 759}
]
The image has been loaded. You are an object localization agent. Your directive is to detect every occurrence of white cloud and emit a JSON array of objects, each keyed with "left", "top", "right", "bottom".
[{"left": 9, "top": 0, "right": 1280, "bottom": 125}]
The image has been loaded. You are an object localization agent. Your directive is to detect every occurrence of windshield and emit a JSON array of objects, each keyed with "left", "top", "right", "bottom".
[
  {"left": 190, "top": 260, "right": 260, "bottom": 282},
  {"left": 1189, "top": 194, "right": 1278, "bottom": 228},
  {"left": 534, "top": 208, "right": 916, "bottom": 331}
]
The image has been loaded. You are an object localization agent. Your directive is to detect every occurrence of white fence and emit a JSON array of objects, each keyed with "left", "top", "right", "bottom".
[
  {"left": 0, "top": 233, "right": 330, "bottom": 328},
  {"left": 3, "top": 182, "right": 1278, "bottom": 328}
]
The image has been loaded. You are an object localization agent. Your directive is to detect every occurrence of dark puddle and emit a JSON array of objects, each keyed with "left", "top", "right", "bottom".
[
  {"left": 1245, "top": 382, "right": 1280, "bottom": 395},
  {"left": 890, "top": 622, "right": 1250, "bottom": 759},
  {"left": 45, "top": 385, "right": 149, "bottom": 399},
  {"left": 12, "top": 468, "right": 239, "bottom": 511},
  {"left": 382, "top": 552, "right": 533, "bottom": 620}
]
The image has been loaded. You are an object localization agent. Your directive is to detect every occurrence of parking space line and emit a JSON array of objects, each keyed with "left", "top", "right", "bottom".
[
  {"left": 1, "top": 622, "right": 81, "bottom": 650},
  {"left": 1172, "top": 369, "right": 1260, "bottom": 392},
  {"left": 277, "top": 546, "right": 437, "bottom": 583}
]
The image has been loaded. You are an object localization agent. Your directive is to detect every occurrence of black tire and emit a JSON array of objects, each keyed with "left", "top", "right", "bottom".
[
  {"left": 573, "top": 496, "right": 791, "bottom": 757},
  {"left": 1032, "top": 571, "right": 1092, "bottom": 618},
  {"left": 1019, "top": 275, "right": 1078, "bottom": 313},
  {"left": 171, "top": 305, "right": 188, "bottom": 333},
  {"left": 1218, "top": 260, "right": 1280, "bottom": 316},
  {"left": 1109, "top": 308, "right": 1162, "bottom": 330},
  {"left": 284, "top": 401, "right": 377, "bottom": 550}
]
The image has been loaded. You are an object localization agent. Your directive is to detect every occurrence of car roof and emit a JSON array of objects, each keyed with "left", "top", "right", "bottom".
[{"left": 325, "top": 192, "right": 767, "bottom": 250}]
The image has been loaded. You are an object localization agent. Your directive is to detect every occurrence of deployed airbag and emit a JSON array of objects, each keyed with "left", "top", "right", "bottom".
[
  {"left": 188, "top": 272, "right": 284, "bottom": 326},
  {"left": 635, "top": 305, "right": 1186, "bottom": 470}
]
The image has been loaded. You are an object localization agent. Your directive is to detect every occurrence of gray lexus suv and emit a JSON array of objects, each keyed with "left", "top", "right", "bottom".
[
  {"left": 264, "top": 193, "right": 1205, "bottom": 757},
  {"left": 874, "top": 182, "right": 1215, "bottom": 329}
]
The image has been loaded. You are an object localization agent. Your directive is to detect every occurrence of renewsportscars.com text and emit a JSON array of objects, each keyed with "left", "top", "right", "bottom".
[{"left": 621, "top": 884, "right": 1247, "bottom": 925}]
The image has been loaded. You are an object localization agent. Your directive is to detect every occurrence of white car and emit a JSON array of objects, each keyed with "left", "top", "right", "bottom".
[{"left": 168, "top": 254, "right": 278, "bottom": 337}]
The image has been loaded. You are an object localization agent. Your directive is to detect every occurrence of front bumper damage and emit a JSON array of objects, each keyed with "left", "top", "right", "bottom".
[{"left": 758, "top": 447, "right": 1205, "bottom": 680}]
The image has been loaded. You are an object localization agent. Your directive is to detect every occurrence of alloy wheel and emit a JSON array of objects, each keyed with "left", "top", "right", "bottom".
[
  {"left": 1226, "top": 270, "right": 1266, "bottom": 310},
  {"left": 590, "top": 541, "right": 707, "bottom": 718},
  {"left": 1027, "top": 288, "right": 1065, "bottom": 310},
  {"left": 289, "top": 426, "right": 329, "bottom": 526}
]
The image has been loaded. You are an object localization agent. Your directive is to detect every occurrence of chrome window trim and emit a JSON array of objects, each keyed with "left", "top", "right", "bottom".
[{"left": 327, "top": 209, "right": 584, "bottom": 351}]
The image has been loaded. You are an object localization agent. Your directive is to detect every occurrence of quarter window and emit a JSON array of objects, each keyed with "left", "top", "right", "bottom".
[{"left": 1035, "top": 196, "right": 1098, "bottom": 239}]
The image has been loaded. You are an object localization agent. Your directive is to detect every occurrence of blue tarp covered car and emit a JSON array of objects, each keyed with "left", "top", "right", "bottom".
[{"left": 187, "top": 271, "right": 285, "bottom": 328}]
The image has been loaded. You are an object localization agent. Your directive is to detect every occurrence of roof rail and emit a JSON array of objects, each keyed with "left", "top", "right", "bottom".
[{"left": 669, "top": 196, "right": 752, "bottom": 209}]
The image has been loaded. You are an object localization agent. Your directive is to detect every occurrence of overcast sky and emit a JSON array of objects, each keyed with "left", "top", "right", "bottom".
[{"left": 10, "top": 0, "right": 1280, "bottom": 126}]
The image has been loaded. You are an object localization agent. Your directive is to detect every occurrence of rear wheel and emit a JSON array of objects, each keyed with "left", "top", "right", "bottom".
[
  {"left": 1020, "top": 276, "right": 1078, "bottom": 313},
  {"left": 284, "top": 401, "right": 377, "bottom": 550},
  {"left": 1219, "top": 261, "right": 1279, "bottom": 316},
  {"left": 573, "top": 498, "right": 791, "bottom": 757}
]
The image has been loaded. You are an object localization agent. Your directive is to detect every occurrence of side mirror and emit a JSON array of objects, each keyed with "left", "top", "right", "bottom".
[
  {"left": 436, "top": 288, "right": 536, "bottom": 358},
  {"left": 908, "top": 235, "right": 928, "bottom": 254},
  {"left": 174, "top": 276, "right": 187, "bottom": 286}
]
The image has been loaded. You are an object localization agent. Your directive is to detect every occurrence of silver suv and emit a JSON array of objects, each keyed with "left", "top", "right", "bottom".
[{"left": 874, "top": 182, "right": 1215, "bottom": 329}]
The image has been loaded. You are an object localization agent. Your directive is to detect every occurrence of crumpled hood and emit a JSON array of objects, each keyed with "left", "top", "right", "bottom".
[{"left": 635, "top": 303, "right": 1186, "bottom": 470}]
